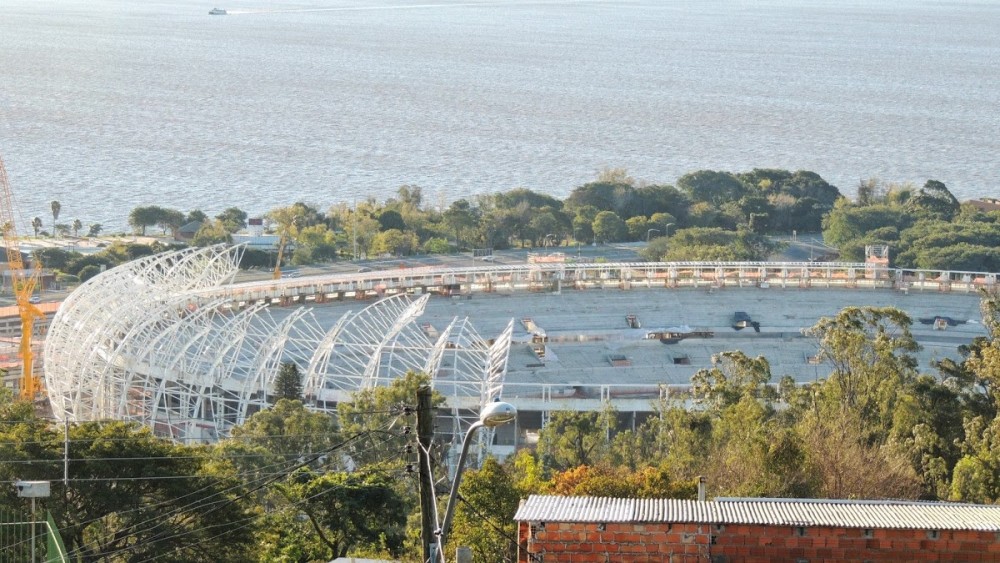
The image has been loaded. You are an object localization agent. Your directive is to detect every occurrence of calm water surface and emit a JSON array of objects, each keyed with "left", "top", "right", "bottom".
[{"left": 2, "top": 0, "right": 998, "bottom": 232}]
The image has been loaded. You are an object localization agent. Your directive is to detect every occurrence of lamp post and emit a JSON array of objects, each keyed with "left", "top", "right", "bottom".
[
  {"left": 646, "top": 228, "right": 659, "bottom": 243},
  {"left": 437, "top": 401, "right": 517, "bottom": 561},
  {"left": 16, "top": 480, "right": 50, "bottom": 563}
]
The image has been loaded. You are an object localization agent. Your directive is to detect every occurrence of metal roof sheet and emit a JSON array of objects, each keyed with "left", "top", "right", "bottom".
[{"left": 514, "top": 496, "right": 1000, "bottom": 531}]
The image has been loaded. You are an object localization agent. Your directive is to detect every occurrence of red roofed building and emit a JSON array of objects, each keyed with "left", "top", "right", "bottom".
[{"left": 515, "top": 495, "right": 1000, "bottom": 562}]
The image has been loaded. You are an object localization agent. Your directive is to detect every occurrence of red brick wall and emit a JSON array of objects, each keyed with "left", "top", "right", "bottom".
[{"left": 518, "top": 521, "right": 1000, "bottom": 562}]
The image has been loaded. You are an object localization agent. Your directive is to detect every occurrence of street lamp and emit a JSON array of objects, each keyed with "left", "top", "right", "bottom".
[
  {"left": 647, "top": 228, "right": 659, "bottom": 242},
  {"left": 437, "top": 400, "right": 517, "bottom": 560}
]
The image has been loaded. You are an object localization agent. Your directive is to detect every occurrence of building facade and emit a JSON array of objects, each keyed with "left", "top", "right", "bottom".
[{"left": 515, "top": 496, "right": 1000, "bottom": 562}]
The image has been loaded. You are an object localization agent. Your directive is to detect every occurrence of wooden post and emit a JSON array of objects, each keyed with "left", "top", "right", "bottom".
[{"left": 417, "top": 385, "right": 437, "bottom": 562}]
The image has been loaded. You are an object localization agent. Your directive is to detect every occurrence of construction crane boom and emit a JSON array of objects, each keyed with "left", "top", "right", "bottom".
[{"left": 0, "top": 153, "right": 44, "bottom": 400}]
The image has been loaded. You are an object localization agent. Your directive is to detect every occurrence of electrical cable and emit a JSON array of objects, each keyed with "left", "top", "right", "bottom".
[
  {"left": 67, "top": 423, "right": 407, "bottom": 562},
  {"left": 455, "top": 495, "right": 541, "bottom": 563},
  {"left": 130, "top": 463, "right": 407, "bottom": 563},
  {"left": 106, "top": 434, "right": 407, "bottom": 563}
]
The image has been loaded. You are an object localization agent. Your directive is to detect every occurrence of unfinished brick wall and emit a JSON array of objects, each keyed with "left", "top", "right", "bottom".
[{"left": 518, "top": 520, "right": 1000, "bottom": 562}]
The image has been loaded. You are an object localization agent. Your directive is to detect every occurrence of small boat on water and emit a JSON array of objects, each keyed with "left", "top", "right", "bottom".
[{"left": 209, "top": 7, "right": 227, "bottom": 15}]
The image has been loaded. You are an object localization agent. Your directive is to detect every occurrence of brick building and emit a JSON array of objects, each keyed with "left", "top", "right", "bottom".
[{"left": 515, "top": 495, "right": 1000, "bottom": 562}]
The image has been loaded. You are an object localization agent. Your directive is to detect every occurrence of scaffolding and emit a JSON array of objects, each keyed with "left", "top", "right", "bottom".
[{"left": 44, "top": 245, "right": 512, "bottom": 447}]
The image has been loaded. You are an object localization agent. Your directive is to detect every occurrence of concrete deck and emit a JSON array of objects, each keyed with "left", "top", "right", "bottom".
[{"left": 298, "top": 285, "right": 986, "bottom": 412}]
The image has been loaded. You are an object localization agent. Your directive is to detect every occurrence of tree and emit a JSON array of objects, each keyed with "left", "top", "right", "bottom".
[
  {"left": 215, "top": 207, "right": 248, "bottom": 232},
  {"left": 274, "top": 362, "right": 303, "bottom": 401},
  {"left": 31, "top": 216, "right": 42, "bottom": 236},
  {"left": 447, "top": 457, "right": 521, "bottom": 562},
  {"left": 626, "top": 215, "right": 652, "bottom": 242},
  {"left": 677, "top": 170, "right": 746, "bottom": 205},
  {"left": 372, "top": 228, "right": 419, "bottom": 257},
  {"left": 129, "top": 205, "right": 167, "bottom": 235},
  {"left": 422, "top": 237, "right": 451, "bottom": 254},
  {"left": 273, "top": 470, "right": 406, "bottom": 560},
  {"left": 691, "top": 351, "right": 776, "bottom": 411},
  {"left": 33, "top": 247, "right": 76, "bottom": 270},
  {"left": 377, "top": 209, "right": 407, "bottom": 232},
  {"left": 88, "top": 223, "right": 102, "bottom": 237},
  {"left": 806, "top": 306, "right": 919, "bottom": 442},
  {"left": 906, "top": 180, "right": 960, "bottom": 220},
  {"left": 0, "top": 406, "right": 256, "bottom": 563},
  {"left": 191, "top": 220, "right": 234, "bottom": 247},
  {"left": 157, "top": 208, "right": 186, "bottom": 237},
  {"left": 338, "top": 372, "right": 444, "bottom": 467},
  {"left": 799, "top": 407, "right": 922, "bottom": 499},
  {"left": 50, "top": 200, "right": 61, "bottom": 225},
  {"left": 443, "top": 199, "right": 479, "bottom": 248},
  {"left": 72, "top": 218, "right": 82, "bottom": 237},
  {"left": 230, "top": 399, "right": 339, "bottom": 462},
  {"left": 822, "top": 203, "right": 912, "bottom": 250},
  {"left": 592, "top": 210, "right": 627, "bottom": 243},
  {"left": 186, "top": 209, "right": 209, "bottom": 224},
  {"left": 537, "top": 407, "right": 617, "bottom": 471},
  {"left": 78, "top": 264, "right": 102, "bottom": 282}
]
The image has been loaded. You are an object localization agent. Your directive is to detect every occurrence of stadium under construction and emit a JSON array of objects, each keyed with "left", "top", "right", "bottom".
[{"left": 41, "top": 245, "right": 994, "bottom": 457}]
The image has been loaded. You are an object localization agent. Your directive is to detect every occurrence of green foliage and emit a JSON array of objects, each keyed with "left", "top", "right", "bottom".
[
  {"left": 822, "top": 203, "right": 913, "bottom": 249},
  {"left": 216, "top": 207, "right": 249, "bottom": 232},
  {"left": 338, "top": 372, "right": 443, "bottom": 467},
  {"left": 230, "top": 399, "right": 339, "bottom": 462},
  {"left": 448, "top": 458, "right": 520, "bottom": 562},
  {"left": 677, "top": 170, "right": 747, "bottom": 205},
  {"left": 127, "top": 206, "right": 187, "bottom": 237},
  {"left": 280, "top": 469, "right": 406, "bottom": 559},
  {"left": 807, "top": 306, "right": 919, "bottom": 441},
  {"left": 653, "top": 227, "right": 779, "bottom": 261},
  {"left": 550, "top": 464, "right": 698, "bottom": 499},
  {"left": 537, "top": 407, "right": 617, "bottom": 471},
  {"left": 422, "top": 236, "right": 452, "bottom": 254},
  {"left": 192, "top": 219, "right": 234, "bottom": 247},
  {"left": 377, "top": 209, "right": 407, "bottom": 231},
  {"left": 691, "top": 351, "right": 776, "bottom": 411},
  {"left": 77, "top": 264, "right": 102, "bottom": 282},
  {"left": 32, "top": 247, "right": 76, "bottom": 270},
  {"left": 591, "top": 210, "right": 627, "bottom": 243},
  {"left": 0, "top": 405, "right": 256, "bottom": 562},
  {"left": 273, "top": 362, "right": 303, "bottom": 401}
]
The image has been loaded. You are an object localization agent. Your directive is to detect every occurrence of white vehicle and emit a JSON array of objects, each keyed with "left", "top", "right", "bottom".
[{"left": 480, "top": 255, "right": 496, "bottom": 262}]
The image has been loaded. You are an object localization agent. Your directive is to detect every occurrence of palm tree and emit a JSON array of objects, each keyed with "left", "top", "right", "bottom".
[
  {"left": 72, "top": 219, "right": 83, "bottom": 237},
  {"left": 31, "top": 217, "right": 42, "bottom": 236},
  {"left": 50, "top": 201, "right": 61, "bottom": 236}
]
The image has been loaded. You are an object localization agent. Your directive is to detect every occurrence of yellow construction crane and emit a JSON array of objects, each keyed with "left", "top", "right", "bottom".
[{"left": 0, "top": 153, "right": 44, "bottom": 400}]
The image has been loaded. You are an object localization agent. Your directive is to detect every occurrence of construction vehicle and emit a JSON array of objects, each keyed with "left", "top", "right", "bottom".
[{"left": 0, "top": 153, "right": 44, "bottom": 400}]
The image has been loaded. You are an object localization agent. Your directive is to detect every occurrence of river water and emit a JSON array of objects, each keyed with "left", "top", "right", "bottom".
[{"left": 2, "top": 0, "right": 998, "bottom": 232}]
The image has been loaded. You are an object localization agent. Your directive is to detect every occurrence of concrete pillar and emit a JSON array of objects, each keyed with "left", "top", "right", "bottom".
[{"left": 456, "top": 546, "right": 473, "bottom": 563}]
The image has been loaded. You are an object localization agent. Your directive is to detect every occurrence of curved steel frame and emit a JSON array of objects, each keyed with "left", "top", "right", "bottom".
[{"left": 44, "top": 246, "right": 512, "bottom": 446}]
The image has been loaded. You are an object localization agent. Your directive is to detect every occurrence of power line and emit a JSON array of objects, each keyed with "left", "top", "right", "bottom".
[
  {"left": 92, "top": 434, "right": 406, "bottom": 563},
  {"left": 65, "top": 423, "right": 409, "bottom": 562}
]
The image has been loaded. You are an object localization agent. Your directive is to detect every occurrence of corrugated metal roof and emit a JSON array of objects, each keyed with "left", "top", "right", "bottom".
[{"left": 513, "top": 496, "right": 1000, "bottom": 531}]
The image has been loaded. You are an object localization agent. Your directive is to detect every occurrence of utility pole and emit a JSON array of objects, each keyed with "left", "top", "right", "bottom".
[{"left": 417, "top": 385, "right": 438, "bottom": 563}]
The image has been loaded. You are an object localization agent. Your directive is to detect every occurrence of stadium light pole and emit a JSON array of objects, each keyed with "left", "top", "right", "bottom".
[{"left": 437, "top": 400, "right": 517, "bottom": 560}]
